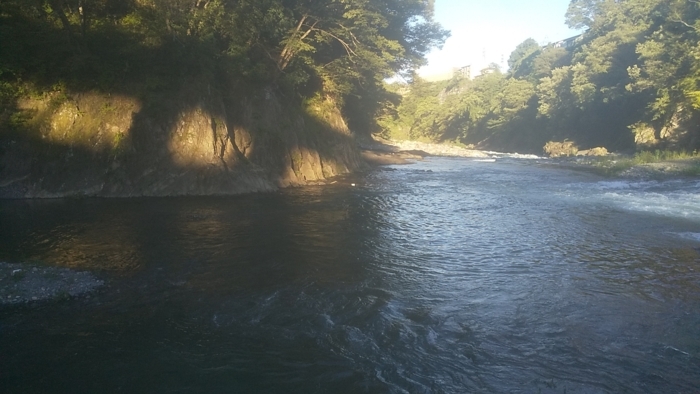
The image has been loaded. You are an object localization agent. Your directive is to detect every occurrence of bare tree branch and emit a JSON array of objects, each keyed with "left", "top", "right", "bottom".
[
  {"left": 338, "top": 23, "right": 361, "bottom": 46},
  {"left": 277, "top": 15, "right": 309, "bottom": 70},
  {"left": 671, "top": 16, "right": 698, "bottom": 31},
  {"left": 275, "top": 15, "right": 362, "bottom": 73},
  {"left": 316, "top": 28, "right": 358, "bottom": 60}
]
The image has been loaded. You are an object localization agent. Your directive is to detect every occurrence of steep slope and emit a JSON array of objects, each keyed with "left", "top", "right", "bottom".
[{"left": 0, "top": 84, "right": 363, "bottom": 198}]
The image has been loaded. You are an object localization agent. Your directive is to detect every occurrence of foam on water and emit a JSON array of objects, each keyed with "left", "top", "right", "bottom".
[
  {"left": 593, "top": 180, "right": 653, "bottom": 190},
  {"left": 564, "top": 178, "right": 700, "bottom": 221},
  {"left": 671, "top": 232, "right": 700, "bottom": 242},
  {"left": 485, "top": 151, "right": 542, "bottom": 159},
  {"left": 603, "top": 191, "right": 700, "bottom": 220}
]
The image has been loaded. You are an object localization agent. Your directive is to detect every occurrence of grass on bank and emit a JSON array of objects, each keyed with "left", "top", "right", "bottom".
[
  {"left": 633, "top": 150, "right": 700, "bottom": 163},
  {"left": 594, "top": 149, "right": 700, "bottom": 176}
]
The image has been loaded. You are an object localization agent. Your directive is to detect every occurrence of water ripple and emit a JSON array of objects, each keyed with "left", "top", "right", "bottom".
[{"left": 1, "top": 158, "right": 700, "bottom": 392}]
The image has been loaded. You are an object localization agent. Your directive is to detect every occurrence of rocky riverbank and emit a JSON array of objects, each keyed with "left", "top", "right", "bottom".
[
  {"left": 0, "top": 262, "right": 103, "bottom": 305},
  {"left": 545, "top": 155, "right": 700, "bottom": 180},
  {"left": 383, "top": 139, "right": 490, "bottom": 158},
  {"left": 359, "top": 137, "right": 491, "bottom": 166},
  {"left": 362, "top": 137, "right": 700, "bottom": 181}
]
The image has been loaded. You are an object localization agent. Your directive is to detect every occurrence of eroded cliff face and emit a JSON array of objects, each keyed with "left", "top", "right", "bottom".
[{"left": 0, "top": 84, "right": 363, "bottom": 198}]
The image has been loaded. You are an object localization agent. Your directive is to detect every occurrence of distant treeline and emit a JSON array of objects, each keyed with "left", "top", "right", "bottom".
[
  {"left": 382, "top": 0, "right": 700, "bottom": 154},
  {"left": 0, "top": 0, "right": 447, "bottom": 134}
]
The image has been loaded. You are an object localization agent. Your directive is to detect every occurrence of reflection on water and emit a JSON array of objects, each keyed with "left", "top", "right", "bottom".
[{"left": 1, "top": 157, "right": 700, "bottom": 393}]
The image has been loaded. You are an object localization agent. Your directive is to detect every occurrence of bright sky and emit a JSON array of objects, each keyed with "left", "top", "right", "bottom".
[{"left": 419, "top": 0, "right": 582, "bottom": 79}]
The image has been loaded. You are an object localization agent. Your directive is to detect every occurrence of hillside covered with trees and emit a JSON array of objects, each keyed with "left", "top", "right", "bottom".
[
  {"left": 381, "top": 0, "right": 700, "bottom": 155},
  {"left": 3, "top": 0, "right": 698, "bottom": 197},
  {"left": 0, "top": 0, "right": 447, "bottom": 196}
]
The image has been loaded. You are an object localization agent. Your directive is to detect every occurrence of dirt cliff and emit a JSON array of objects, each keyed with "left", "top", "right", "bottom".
[{"left": 0, "top": 84, "right": 363, "bottom": 198}]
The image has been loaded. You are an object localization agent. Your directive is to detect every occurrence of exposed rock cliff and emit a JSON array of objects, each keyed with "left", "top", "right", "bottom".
[{"left": 0, "top": 84, "right": 363, "bottom": 198}]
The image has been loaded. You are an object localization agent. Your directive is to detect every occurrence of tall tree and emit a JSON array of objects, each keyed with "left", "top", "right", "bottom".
[{"left": 508, "top": 38, "right": 540, "bottom": 77}]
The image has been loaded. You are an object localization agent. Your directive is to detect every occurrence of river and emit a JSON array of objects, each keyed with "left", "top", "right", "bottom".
[{"left": 1, "top": 157, "right": 700, "bottom": 393}]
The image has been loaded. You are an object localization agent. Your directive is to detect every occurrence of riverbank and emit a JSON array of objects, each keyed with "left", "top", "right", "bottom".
[
  {"left": 359, "top": 137, "right": 491, "bottom": 166},
  {"left": 547, "top": 155, "right": 700, "bottom": 180},
  {"left": 363, "top": 137, "right": 700, "bottom": 181}
]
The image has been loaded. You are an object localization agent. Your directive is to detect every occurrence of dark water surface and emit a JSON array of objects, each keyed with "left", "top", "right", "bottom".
[{"left": 2, "top": 157, "right": 700, "bottom": 393}]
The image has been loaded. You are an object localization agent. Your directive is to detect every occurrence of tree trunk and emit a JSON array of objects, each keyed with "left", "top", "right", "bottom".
[
  {"left": 48, "top": 0, "right": 74, "bottom": 43},
  {"left": 277, "top": 15, "right": 307, "bottom": 71},
  {"left": 79, "top": 0, "right": 89, "bottom": 37}
]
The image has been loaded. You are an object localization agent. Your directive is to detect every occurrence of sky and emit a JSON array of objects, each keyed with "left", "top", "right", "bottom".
[{"left": 418, "top": 0, "right": 582, "bottom": 79}]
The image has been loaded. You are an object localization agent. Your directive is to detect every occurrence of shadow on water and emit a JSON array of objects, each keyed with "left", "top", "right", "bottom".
[
  {"left": 0, "top": 186, "right": 370, "bottom": 280},
  {"left": 0, "top": 185, "right": 386, "bottom": 393}
]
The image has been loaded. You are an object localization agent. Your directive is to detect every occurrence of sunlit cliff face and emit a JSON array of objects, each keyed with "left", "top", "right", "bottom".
[
  {"left": 18, "top": 92, "right": 140, "bottom": 152},
  {"left": 2, "top": 83, "right": 360, "bottom": 198},
  {"left": 166, "top": 106, "right": 239, "bottom": 168},
  {"left": 19, "top": 91, "right": 238, "bottom": 168}
]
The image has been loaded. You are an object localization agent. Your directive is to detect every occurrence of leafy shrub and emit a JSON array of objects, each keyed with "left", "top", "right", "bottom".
[{"left": 543, "top": 140, "right": 578, "bottom": 157}]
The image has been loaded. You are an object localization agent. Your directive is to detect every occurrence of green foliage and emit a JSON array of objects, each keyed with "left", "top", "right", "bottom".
[
  {"left": 509, "top": 38, "right": 541, "bottom": 79},
  {"left": 531, "top": 47, "right": 570, "bottom": 79},
  {"left": 0, "top": 0, "right": 448, "bottom": 142},
  {"left": 543, "top": 140, "right": 578, "bottom": 157},
  {"left": 593, "top": 150, "right": 700, "bottom": 176},
  {"left": 386, "top": 0, "right": 700, "bottom": 154},
  {"left": 632, "top": 149, "right": 700, "bottom": 164},
  {"left": 383, "top": 69, "right": 540, "bottom": 149},
  {"left": 565, "top": 0, "right": 602, "bottom": 30},
  {"left": 592, "top": 157, "right": 637, "bottom": 176}
]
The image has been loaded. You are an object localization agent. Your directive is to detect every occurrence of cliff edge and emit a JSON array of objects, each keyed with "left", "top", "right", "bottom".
[{"left": 0, "top": 84, "right": 363, "bottom": 198}]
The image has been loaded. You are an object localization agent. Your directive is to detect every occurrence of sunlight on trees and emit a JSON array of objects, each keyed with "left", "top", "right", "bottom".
[{"left": 382, "top": 0, "right": 700, "bottom": 154}]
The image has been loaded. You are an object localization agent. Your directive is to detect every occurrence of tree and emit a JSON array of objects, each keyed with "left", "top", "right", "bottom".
[
  {"left": 565, "top": 0, "right": 603, "bottom": 30},
  {"left": 0, "top": 0, "right": 450, "bottom": 145},
  {"left": 530, "top": 46, "right": 569, "bottom": 79},
  {"left": 384, "top": 0, "right": 700, "bottom": 152},
  {"left": 508, "top": 38, "right": 540, "bottom": 77}
]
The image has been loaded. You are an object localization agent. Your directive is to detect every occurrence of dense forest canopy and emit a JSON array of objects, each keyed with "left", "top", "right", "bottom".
[
  {"left": 383, "top": 0, "right": 700, "bottom": 154},
  {"left": 0, "top": 0, "right": 448, "bottom": 135},
  {"left": 2, "top": 0, "right": 699, "bottom": 156}
]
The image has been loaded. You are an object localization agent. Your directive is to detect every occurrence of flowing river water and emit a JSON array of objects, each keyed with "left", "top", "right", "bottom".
[{"left": 1, "top": 157, "right": 700, "bottom": 393}]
